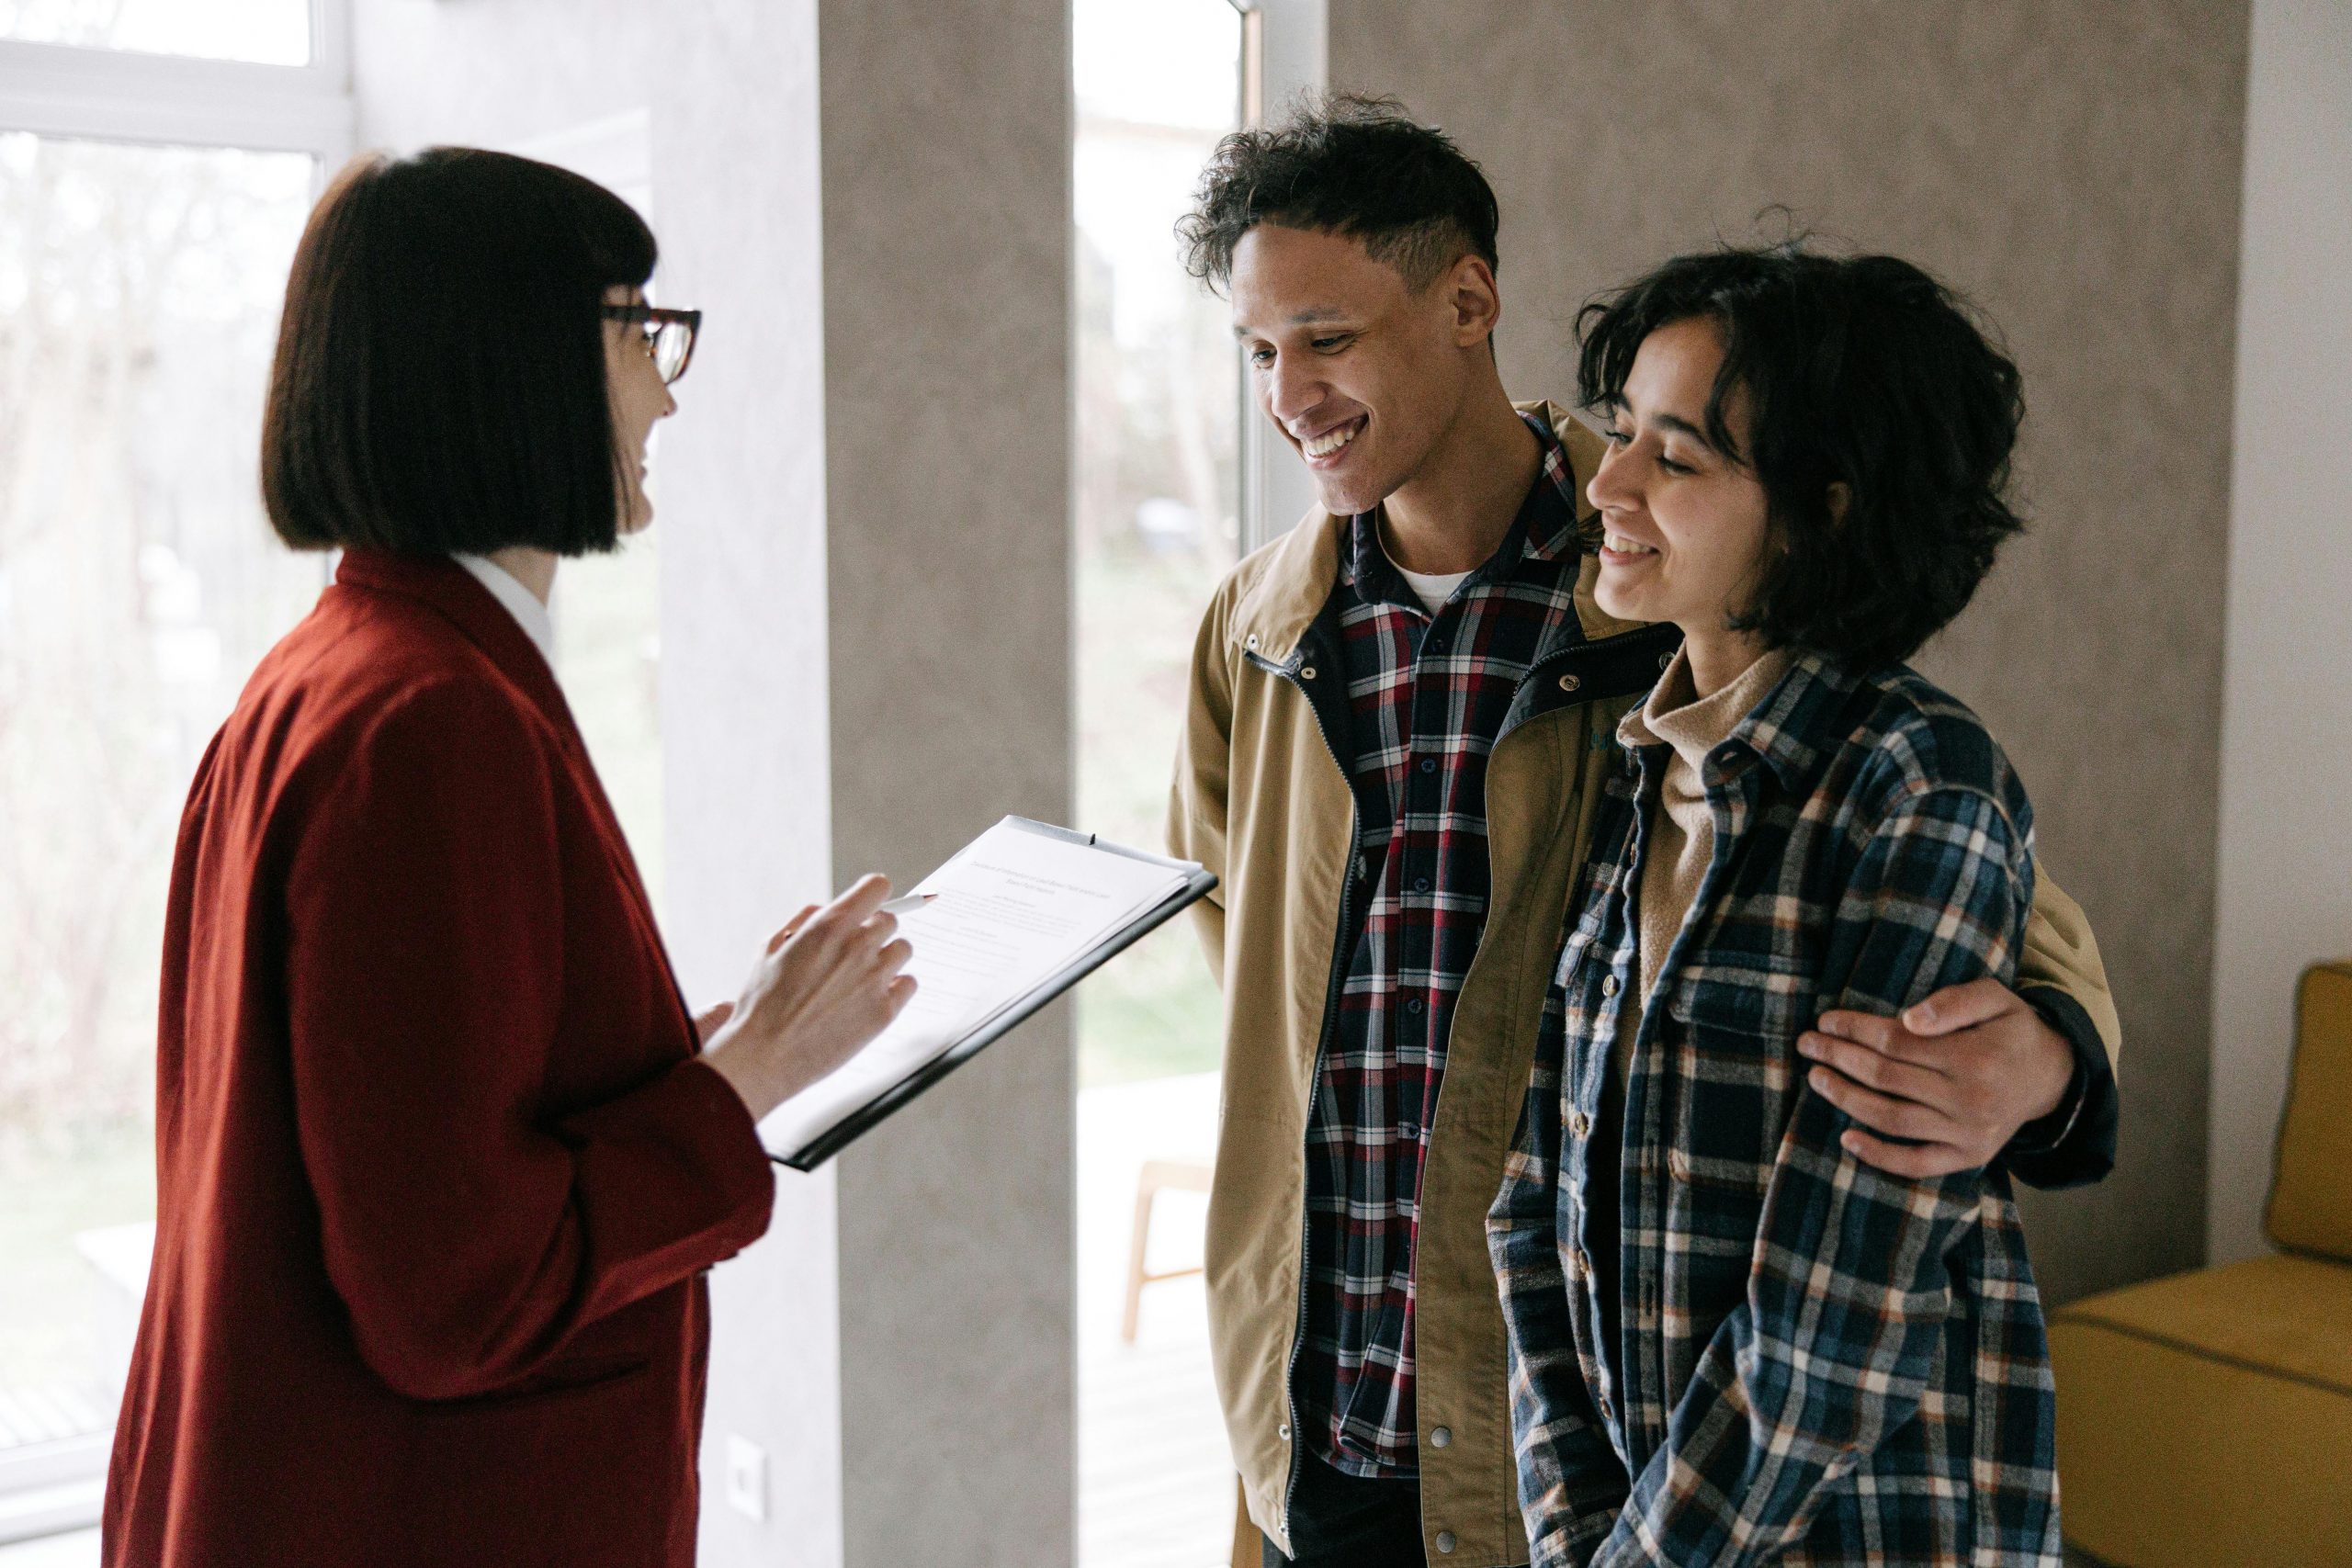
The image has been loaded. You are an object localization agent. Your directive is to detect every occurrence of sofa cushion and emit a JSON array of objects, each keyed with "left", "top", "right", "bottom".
[
  {"left": 2052, "top": 1253, "right": 2352, "bottom": 1567},
  {"left": 2058, "top": 1251, "right": 2352, "bottom": 1392},
  {"left": 2268, "top": 959, "right": 2352, "bottom": 1261}
]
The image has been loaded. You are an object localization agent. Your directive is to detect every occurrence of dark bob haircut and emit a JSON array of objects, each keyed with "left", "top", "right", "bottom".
[
  {"left": 1577, "top": 244, "right": 2026, "bottom": 668},
  {"left": 262, "top": 147, "right": 656, "bottom": 557},
  {"left": 1178, "top": 93, "right": 1498, "bottom": 294}
]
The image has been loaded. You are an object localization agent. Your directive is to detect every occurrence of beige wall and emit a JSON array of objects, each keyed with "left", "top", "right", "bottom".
[
  {"left": 2209, "top": 0, "right": 2352, "bottom": 1266},
  {"left": 1330, "top": 1, "right": 2249, "bottom": 1303}
]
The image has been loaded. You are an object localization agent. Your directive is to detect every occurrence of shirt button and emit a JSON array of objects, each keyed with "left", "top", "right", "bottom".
[
  {"left": 1600, "top": 975, "right": 1621, "bottom": 998},
  {"left": 1428, "top": 1425, "right": 1452, "bottom": 1449},
  {"left": 1569, "top": 1110, "right": 1592, "bottom": 1139},
  {"left": 1658, "top": 651, "right": 1673, "bottom": 671},
  {"left": 1413, "top": 876, "right": 1431, "bottom": 893},
  {"left": 1557, "top": 672, "right": 1582, "bottom": 692},
  {"left": 1277, "top": 1424, "right": 1290, "bottom": 1440},
  {"left": 1419, "top": 757, "right": 1438, "bottom": 774},
  {"left": 1300, "top": 665, "right": 1317, "bottom": 681},
  {"left": 1435, "top": 1530, "right": 1457, "bottom": 1554},
  {"left": 1669, "top": 1148, "right": 1691, "bottom": 1181},
  {"left": 1406, "top": 998, "right": 1424, "bottom": 1015}
]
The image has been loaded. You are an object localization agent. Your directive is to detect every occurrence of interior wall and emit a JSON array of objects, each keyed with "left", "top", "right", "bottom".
[
  {"left": 818, "top": 0, "right": 1076, "bottom": 1563},
  {"left": 352, "top": 6, "right": 847, "bottom": 1563},
  {"left": 1329, "top": 1, "right": 2250, "bottom": 1303},
  {"left": 2207, "top": 0, "right": 2352, "bottom": 1267}
]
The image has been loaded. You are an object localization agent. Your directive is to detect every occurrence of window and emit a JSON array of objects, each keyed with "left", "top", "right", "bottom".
[
  {"left": 0, "top": 0, "right": 311, "bottom": 66},
  {"left": 0, "top": 16, "right": 348, "bottom": 1545},
  {"left": 1072, "top": 2, "right": 1246, "bottom": 1562}
]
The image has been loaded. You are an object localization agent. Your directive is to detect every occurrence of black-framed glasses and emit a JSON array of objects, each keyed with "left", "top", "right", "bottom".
[{"left": 601, "top": 303, "right": 701, "bottom": 385}]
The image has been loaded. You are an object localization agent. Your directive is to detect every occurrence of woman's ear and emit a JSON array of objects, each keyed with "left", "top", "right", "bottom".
[{"left": 1826, "top": 480, "right": 1853, "bottom": 528}]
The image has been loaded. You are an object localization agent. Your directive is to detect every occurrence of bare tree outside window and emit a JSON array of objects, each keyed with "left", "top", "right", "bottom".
[{"left": 0, "top": 131, "right": 316, "bottom": 1440}]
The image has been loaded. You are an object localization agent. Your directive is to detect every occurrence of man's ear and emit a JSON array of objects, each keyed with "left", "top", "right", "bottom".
[
  {"left": 1447, "top": 254, "right": 1502, "bottom": 348},
  {"left": 1825, "top": 480, "right": 1853, "bottom": 528}
]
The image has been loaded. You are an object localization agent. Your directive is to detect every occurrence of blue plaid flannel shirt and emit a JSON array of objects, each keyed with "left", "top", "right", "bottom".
[{"left": 1488, "top": 651, "right": 2062, "bottom": 1566}]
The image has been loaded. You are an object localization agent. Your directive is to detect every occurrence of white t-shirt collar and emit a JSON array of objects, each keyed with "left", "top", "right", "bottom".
[{"left": 1395, "top": 564, "right": 1472, "bottom": 617}]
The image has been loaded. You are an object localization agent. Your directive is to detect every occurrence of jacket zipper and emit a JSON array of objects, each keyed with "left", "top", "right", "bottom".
[{"left": 1248, "top": 645, "right": 1358, "bottom": 1541}]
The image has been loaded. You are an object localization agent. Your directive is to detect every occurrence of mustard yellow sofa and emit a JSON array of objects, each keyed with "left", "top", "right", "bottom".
[{"left": 2050, "top": 960, "right": 2352, "bottom": 1567}]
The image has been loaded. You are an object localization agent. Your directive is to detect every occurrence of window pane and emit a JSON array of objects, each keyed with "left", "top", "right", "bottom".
[
  {"left": 1073, "top": 4, "right": 1243, "bottom": 1567},
  {"left": 0, "top": 134, "right": 318, "bottom": 1455},
  {"left": 1072, "top": 0, "right": 1240, "bottom": 1093},
  {"left": 0, "top": 0, "right": 310, "bottom": 66}
]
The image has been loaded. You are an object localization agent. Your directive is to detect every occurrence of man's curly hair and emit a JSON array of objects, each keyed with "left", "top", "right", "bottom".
[{"left": 1177, "top": 93, "right": 1499, "bottom": 294}]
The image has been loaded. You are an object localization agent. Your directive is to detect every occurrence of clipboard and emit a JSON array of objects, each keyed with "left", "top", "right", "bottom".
[{"left": 768, "top": 818, "right": 1217, "bottom": 1171}]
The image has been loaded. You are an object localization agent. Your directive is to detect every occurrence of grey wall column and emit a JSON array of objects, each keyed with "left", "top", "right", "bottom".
[{"left": 819, "top": 1, "right": 1077, "bottom": 1564}]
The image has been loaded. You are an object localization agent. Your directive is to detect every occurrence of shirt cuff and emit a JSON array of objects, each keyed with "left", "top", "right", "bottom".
[{"left": 2004, "top": 986, "right": 2119, "bottom": 1190}]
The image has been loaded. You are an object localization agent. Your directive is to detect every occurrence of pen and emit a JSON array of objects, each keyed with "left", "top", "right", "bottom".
[{"left": 877, "top": 893, "right": 937, "bottom": 916}]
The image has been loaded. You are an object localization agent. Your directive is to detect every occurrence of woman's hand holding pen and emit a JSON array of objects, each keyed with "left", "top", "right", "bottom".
[{"left": 699, "top": 874, "right": 918, "bottom": 1122}]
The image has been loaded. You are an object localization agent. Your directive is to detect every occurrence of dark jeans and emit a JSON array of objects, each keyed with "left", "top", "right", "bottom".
[{"left": 1261, "top": 1452, "right": 1426, "bottom": 1568}]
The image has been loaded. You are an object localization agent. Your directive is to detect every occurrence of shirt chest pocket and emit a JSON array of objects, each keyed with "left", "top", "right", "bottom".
[{"left": 1658, "top": 976, "right": 1804, "bottom": 1194}]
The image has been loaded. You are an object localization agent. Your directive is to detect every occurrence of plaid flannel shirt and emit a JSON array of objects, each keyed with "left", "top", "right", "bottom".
[
  {"left": 1487, "top": 651, "right": 2062, "bottom": 1566},
  {"left": 1300, "top": 413, "right": 1587, "bottom": 1476}
]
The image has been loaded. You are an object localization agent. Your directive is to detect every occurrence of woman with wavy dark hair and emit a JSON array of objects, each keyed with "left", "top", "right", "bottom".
[
  {"left": 103, "top": 148, "right": 914, "bottom": 1568},
  {"left": 1488, "top": 246, "right": 2063, "bottom": 1565}
]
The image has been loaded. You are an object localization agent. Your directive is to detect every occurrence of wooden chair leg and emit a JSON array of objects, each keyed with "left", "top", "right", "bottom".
[
  {"left": 1121, "top": 1176, "right": 1157, "bottom": 1343},
  {"left": 1122, "top": 1158, "right": 1214, "bottom": 1343}
]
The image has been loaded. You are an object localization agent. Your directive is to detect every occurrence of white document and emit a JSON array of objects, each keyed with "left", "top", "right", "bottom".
[{"left": 757, "top": 818, "right": 1203, "bottom": 1165}]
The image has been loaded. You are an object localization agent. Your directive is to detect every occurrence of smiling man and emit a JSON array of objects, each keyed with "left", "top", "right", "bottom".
[{"left": 1165, "top": 97, "right": 2121, "bottom": 1568}]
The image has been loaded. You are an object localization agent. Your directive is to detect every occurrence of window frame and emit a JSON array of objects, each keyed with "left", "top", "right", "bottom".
[
  {"left": 0, "top": 1, "right": 352, "bottom": 1542},
  {"left": 0, "top": 0, "right": 353, "bottom": 162},
  {"left": 1225, "top": 0, "right": 1326, "bottom": 553}
]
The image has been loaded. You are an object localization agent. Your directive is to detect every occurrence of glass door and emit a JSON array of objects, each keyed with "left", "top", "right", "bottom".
[{"left": 1072, "top": 2, "right": 1247, "bottom": 1563}]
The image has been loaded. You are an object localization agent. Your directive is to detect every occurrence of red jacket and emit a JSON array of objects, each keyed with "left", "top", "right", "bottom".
[{"left": 104, "top": 550, "right": 775, "bottom": 1567}]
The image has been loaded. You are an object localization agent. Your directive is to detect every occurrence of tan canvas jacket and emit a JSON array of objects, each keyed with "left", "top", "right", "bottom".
[{"left": 1167, "top": 402, "right": 2122, "bottom": 1567}]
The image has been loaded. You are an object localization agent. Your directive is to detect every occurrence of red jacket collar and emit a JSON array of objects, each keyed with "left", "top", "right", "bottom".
[{"left": 333, "top": 549, "right": 572, "bottom": 730}]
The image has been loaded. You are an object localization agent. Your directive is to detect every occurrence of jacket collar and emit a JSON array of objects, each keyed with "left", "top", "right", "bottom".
[
  {"left": 1227, "top": 399, "right": 1650, "bottom": 663},
  {"left": 333, "top": 548, "right": 573, "bottom": 730}
]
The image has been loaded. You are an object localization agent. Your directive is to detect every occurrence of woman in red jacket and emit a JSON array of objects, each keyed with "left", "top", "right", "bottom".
[{"left": 102, "top": 147, "right": 910, "bottom": 1567}]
